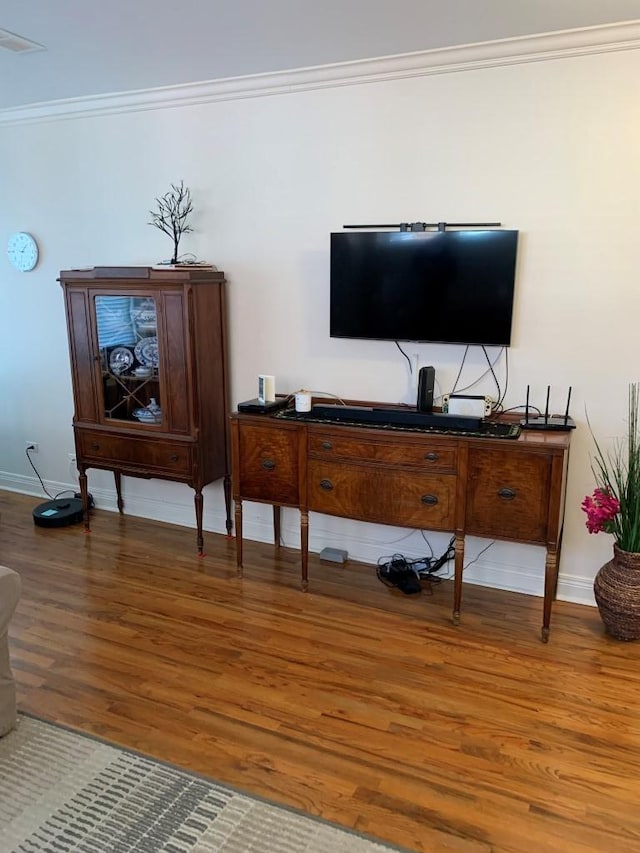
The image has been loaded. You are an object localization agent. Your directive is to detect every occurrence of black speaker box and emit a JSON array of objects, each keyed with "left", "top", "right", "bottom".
[{"left": 417, "top": 366, "right": 435, "bottom": 412}]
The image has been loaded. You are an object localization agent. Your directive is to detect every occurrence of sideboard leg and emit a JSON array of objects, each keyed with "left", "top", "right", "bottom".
[
  {"left": 223, "top": 474, "right": 233, "bottom": 537},
  {"left": 79, "top": 467, "right": 91, "bottom": 532},
  {"left": 194, "top": 489, "right": 204, "bottom": 557},
  {"left": 114, "top": 471, "right": 124, "bottom": 513},
  {"left": 273, "top": 505, "right": 281, "bottom": 549},
  {"left": 301, "top": 509, "right": 309, "bottom": 591},
  {"left": 553, "top": 529, "right": 564, "bottom": 600},
  {"left": 234, "top": 500, "right": 243, "bottom": 577},
  {"left": 541, "top": 545, "right": 558, "bottom": 643},
  {"left": 452, "top": 535, "right": 465, "bottom": 626}
]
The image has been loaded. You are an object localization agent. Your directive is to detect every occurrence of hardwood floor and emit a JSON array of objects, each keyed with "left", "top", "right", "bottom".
[{"left": 2, "top": 488, "right": 639, "bottom": 853}]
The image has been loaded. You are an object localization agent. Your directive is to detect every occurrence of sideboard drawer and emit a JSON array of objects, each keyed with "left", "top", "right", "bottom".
[
  {"left": 237, "top": 423, "right": 300, "bottom": 505},
  {"left": 308, "top": 430, "right": 457, "bottom": 472},
  {"left": 465, "top": 448, "right": 552, "bottom": 542},
  {"left": 308, "top": 461, "right": 456, "bottom": 529},
  {"left": 77, "top": 432, "right": 192, "bottom": 477}
]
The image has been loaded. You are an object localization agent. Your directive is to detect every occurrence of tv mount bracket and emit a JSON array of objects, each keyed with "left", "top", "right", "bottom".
[{"left": 343, "top": 221, "right": 502, "bottom": 232}]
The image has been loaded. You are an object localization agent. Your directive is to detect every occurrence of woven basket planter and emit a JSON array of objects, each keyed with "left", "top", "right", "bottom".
[{"left": 593, "top": 545, "right": 640, "bottom": 640}]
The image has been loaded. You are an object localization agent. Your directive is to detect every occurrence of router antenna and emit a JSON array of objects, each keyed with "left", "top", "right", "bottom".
[
  {"left": 544, "top": 386, "right": 550, "bottom": 424},
  {"left": 564, "top": 386, "right": 572, "bottom": 424}
]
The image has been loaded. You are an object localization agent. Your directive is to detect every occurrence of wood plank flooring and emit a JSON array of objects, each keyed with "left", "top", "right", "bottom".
[{"left": 2, "top": 489, "right": 640, "bottom": 852}]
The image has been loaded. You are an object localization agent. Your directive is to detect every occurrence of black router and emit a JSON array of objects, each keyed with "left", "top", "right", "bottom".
[
  {"left": 521, "top": 385, "right": 576, "bottom": 431},
  {"left": 33, "top": 497, "right": 84, "bottom": 528},
  {"left": 237, "top": 397, "right": 289, "bottom": 414}
]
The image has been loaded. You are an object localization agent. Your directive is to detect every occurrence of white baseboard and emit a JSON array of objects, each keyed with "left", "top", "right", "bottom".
[
  {"left": 0, "top": 472, "right": 231, "bottom": 535},
  {"left": 1, "top": 471, "right": 595, "bottom": 607},
  {"left": 236, "top": 509, "right": 597, "bottom": 608}
]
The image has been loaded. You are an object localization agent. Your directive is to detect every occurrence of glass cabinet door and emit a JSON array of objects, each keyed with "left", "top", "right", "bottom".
[{"left": 94, "top": 294, "right": 162, "bottom": 424}]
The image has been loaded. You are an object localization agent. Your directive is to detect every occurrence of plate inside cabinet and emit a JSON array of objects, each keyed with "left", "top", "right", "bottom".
[
  {"left": 108, "top": 346, "right": 134, "bottom": 375},
  {"left": 134, "top": 336, "right": 159, "bottom": 368}
]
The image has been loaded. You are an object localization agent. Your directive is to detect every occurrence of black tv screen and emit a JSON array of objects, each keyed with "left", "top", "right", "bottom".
[{"left": 330, "top": 229, "right": 519, "bottom": 346}]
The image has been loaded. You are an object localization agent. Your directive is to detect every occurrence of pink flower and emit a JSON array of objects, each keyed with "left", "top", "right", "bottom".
[{"left": 581, "top": 488, "right": 620, "bottom": 534}]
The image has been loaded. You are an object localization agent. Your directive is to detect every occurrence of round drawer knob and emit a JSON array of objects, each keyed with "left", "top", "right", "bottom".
[
  {"left": 169, "top": 454, "right": 178, "bottom": 462},
  {"left": 421, "top": 494, "right": 438, "bottom": 505},
  {"left": 321, "top": 441, "right": 333, "bottom": 451},
  {"left": 91, "top": 442, "right": 99, "bottom": 450},
  {"left": 425, "top": 452, "right": 438, "bottom": 461},
  {"left": 498, "top": 487, "right": 516, "bottom": 501},
  {"left": 320, "top": 479, "right": 334, "bottom": 491},
  {"left": 262, "top": 459, "right": 276, "bottom": 471}
]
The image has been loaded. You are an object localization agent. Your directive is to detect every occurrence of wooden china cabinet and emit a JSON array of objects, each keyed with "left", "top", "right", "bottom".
[{"left": 59, "top": 266, "right": 231, "bottom": 554}]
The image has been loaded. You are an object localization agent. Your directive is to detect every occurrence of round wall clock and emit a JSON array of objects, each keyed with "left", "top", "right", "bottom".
[{"left": 7, "top": 231, "right": 39, "bottom": 271}]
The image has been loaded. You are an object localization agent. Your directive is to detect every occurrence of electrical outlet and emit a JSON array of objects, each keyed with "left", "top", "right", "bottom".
[
  {"left": 68, "top": 452, "right": 77, "bottom": 463},
  {"left": 25, "top": 441, "right": 38, "bottom": 453}
]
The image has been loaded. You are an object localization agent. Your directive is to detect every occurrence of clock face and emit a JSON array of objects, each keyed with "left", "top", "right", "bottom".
[{"left": 7, "top": 231, "right": 39, "bottom": 272}]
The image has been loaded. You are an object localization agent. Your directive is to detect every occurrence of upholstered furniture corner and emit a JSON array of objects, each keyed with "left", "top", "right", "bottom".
[{"left": 0, "top": 565, "right": 21, "bottom": 736}]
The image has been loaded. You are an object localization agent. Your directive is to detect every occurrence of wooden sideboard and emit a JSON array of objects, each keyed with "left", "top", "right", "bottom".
[{"left": 230, "top": 405, "right": 571, "bottom": 641}]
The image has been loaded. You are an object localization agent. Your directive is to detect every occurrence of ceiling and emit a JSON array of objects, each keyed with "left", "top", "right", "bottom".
[{"left": 2, "top": 0, "right": 640, "bottom": 112}]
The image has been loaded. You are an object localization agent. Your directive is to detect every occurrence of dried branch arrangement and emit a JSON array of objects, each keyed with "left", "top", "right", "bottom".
[{"left": 148, "top": 180, "right": 194, "bottom": 264}]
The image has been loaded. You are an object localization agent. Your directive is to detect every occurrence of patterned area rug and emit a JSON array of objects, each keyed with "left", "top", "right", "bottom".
[{"left": 0, "top": 715, "right": 401, "bottom": 852}]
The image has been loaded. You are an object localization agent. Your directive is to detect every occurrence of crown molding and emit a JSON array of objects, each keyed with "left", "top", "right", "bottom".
[{"left": 2, "top": 20, "right": 639, "bottom": 126}]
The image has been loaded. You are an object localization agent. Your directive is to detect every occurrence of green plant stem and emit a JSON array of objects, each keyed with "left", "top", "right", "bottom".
[{"left": 590, "top": 382, "right": 640, "bottom": 553}]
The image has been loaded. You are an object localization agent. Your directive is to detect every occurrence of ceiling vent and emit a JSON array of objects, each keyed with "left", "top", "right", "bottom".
[{"left": 0, "top": 27, "right": 45, "bottom": 53}]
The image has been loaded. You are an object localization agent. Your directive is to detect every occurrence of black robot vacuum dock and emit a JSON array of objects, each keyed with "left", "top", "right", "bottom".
[{"left": 33, "top": 497, "right": 84, "bottom": 528}]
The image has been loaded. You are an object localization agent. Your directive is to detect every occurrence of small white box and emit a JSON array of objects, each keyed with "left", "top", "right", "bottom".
[
  {"left": 320, "top": 547, "right": 348, "bottom": 564},
  {"left": 258, "top": 374, "right": 275, "bottom": 404},
  {"left": 447, "top": 394, "right": 491, "bottom": 418}
]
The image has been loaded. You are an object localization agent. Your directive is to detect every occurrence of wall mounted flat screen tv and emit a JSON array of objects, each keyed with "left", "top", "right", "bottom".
[{"left": 330, "top": 229, "right": 519, "bottom": 346}]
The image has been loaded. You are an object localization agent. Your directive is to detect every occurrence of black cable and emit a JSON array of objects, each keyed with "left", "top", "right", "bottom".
[
  {"left": 376, "top": 553, "right": 423, "bottom": 594},
  {"left": 450, "top": 346, "right": 469, "bottom": 395},
  {"left": 481, "top": 345, "right": 502, "bottom": 406},
  {"left": 503, "top": 349, "right": 509, "bottom": 401},
  {"left": 464, "top": 540, "right": 494, "bottom": 570},
  {"left": 502, "top": 403, "right": 542, "bottom": 416},
  {"left": 395, "top": 341, "right": 412, "bottom": 374},
  {"left": 419, "top": 531, "right": 435, "bottom": 561},
  {"left": 377, "top": 553, "right": 409, "bottom": 571},
  {"left": 453, "top": 347, "right": 503, "bottom": 397},
  {"left": 25, "top": 449, "right": 80, "bottom": 502},
  {"left": 413, "top": 536, "right": 457, "bottom": 582},
  {"left": 25, "top": 447, "right": 54, "bottom": 499},
  {"left": 497, "top": 347, "right": 509, "bottom": 411},
  {"left": 376, "top": 537, "right": 455, "bottom": 593},
  {"left": 422, "top": 535, "right": 456, "bottom": 574}
]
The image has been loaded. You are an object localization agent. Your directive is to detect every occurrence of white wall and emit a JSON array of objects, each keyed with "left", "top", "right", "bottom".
[{"left": 2, "top": 35, "right": 639, "bottom": 606}]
